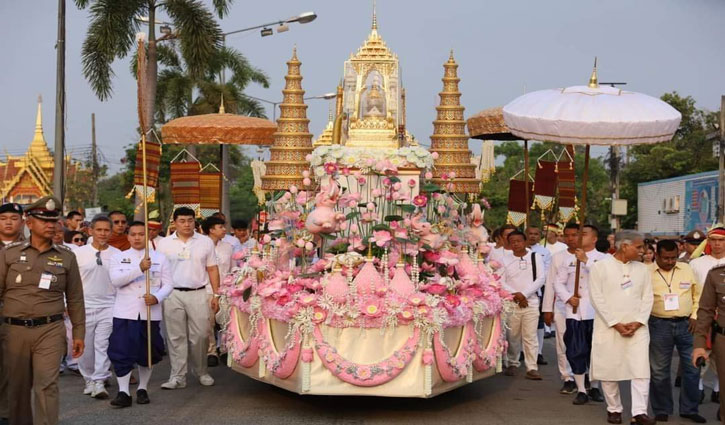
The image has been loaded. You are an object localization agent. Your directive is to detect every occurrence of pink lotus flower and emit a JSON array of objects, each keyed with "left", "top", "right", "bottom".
[
  {"left": 302, "top": 170, "right": 310, "bottom": 178},
  {"left": 398, "top": 309, "right": 415, "bottom": 323},
  {"left": 372, "top": 189, "right": 382, "bottom": 198},
  {"left": 449, "top": 171, "right": 456, "bottom": 179},
  {"left": 423, "top": 251, "right": 441, "bottom": 263},
  {"left": 287, "top": 284, "right": 304, "bottom": 294},
  {"left": 373, "top": 230, "right": 392, "bottom": 247},
  {"left": 262, "top": 234, "right": 272, "bottom": 244},
  {"left": 303, "top": 178, "right": 312, "bottom": 187},
  {"left": 312, "top": 307, "right": 327, "bottom": 323},
  {"left": 305, "top": 242, "right": 314, "bottom": 251},
  {"left": 357, "top": 177, "right": 367, "bottom": 186},
  {"left": 289, "top": 185, "right": 298, "bottom": 194},
  {"left": 408, "top": 294, "right": 425, "bottom": 306},
  {"left": 420, "top": 262, "right": 436, "bottom": 272},
  {"left": 431, "top": 152, "right": 439, "bottom": 160},
  {"left": 276, "top": 294, "right": 291, "bottom": 305},
  {"left": 305, "top": 154, "right": 313, "bottom": 161},
  {"left": 324, "top": 163, "right": 338, "bottom": 175},
  {"left": 408, "top": 179, "right": 416, "bottom": 188},
  {"left": 383, "top": 177, "right": 392, "bottom": 187},
  {"left": 232, "top": 250, "right": 246, "bottom": 261},
  {"left": 425, "top": 171, "right": 433, "bottom": 180},
  {"left": 342, "top": 167, "right": 351, "bottom": 176},
  {"left": 393, "top": 182, "right": 402, "bottom": 191},
  {"left": 413, "top": 195, "right": 428, "bottom": 207},
  {"left": 361, "top": 299, "right": 383, "bottom": 317},
  {"left": 298, "top": 293, "right": 317, "bottom": 306},
  {"left": 374, "top": 286, "right": 388, "bottom": 297},
  {"left": 361, "top": 212, "right": 379, "bottom": 222},
  {"left": 424, "top": 283, "right": 448, "bottom": 295},
  {"left": 445, "top": 294, "right": 461, "bottom": 308}
]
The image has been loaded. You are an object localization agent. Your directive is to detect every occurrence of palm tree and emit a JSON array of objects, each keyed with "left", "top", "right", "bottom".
[
  {"left": 152, "top": 43, "right": 270, "bottom": 123},
  {"left": 75, "top": 0, "right": 229, "bottom": 134}
]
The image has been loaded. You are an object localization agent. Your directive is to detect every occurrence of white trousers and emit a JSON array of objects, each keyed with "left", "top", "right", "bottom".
[
  {"left": 63, "top": 315, "right": 78, "bottom": 368},
  {"left": 601, "top": 379, "right": 650, "bottom": 416},
  {"left": 207, "top": 294, "right": 218, "bottom": 356},
  {"left": 553, "top": 311, "right": 573, "bottom": 381},
  {"left": 505, "top": 305, "right": 540, "bottom": 371},
  {"left": 78, "top": 307, "right": 114, "bottom": 382},
  {"left": 163, "top": 289, "right": 211, "bottom": 380}
]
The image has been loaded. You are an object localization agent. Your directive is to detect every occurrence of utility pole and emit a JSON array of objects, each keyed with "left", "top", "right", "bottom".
[
  {"left": 91, "top": 113, "right": 99, "bottom": 205},
  {"left": 719, "top": 95, "right": 725, "bottom": 223},
  {"left": 53, "top": 0, "right": 66, "bottom": 204},
  {"left": 601, "top": 82, "right": 627, "bottom": 232}
]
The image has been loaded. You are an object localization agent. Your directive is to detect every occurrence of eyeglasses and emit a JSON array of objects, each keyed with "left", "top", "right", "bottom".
[{"left": 95, "top": 251, "right": 102, "bottom": 266}]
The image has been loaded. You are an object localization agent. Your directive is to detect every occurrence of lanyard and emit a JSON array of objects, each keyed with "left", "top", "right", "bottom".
[{"left": 656, "top": 268, "right": 676, "bottom": 293}]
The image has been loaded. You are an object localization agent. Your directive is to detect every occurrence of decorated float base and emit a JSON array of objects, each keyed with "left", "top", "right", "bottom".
[{"left": 225, "top": 307, "right": 504, "bottom": 398}]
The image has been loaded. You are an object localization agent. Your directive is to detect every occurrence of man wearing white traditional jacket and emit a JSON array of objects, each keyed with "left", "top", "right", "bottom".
[
  {"left": 589, "top": 230, "right": 655, "bottom": 425},
  {"left": 555, "top": 224, "right": 607, "bottom": 405},
  {"left": 107, "top": 221, "right": 173, "bottom": 407}
]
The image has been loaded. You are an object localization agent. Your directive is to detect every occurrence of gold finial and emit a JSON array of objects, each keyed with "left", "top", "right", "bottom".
[
  {"left": 588, "top": 57, "right": 599, "bottom": 88},
  {"left": 35, "top": 95, "right": 43, "bottom": 132},
  {"left": 449, "top": 49, "right": 455, "bottom": 62},
  {"left": 292, "top": 45, "right": 298, "bottom": 60},
  {"left": 367, "top": 239, "right": 373, "bottom": 259},
  {"left": 219, "top": 93, "right": 225, "bottom": 114},
  {"left": 372, "top": 0, "right": 378, "bottom": 30}
]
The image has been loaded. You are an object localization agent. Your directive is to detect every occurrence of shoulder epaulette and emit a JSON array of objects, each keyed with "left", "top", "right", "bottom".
[
  {"left": 3, "top": 241, "right": 24, "bottom": 249},
  {"left": 54, "top": 244, "right": 72, "bottom": 252}
]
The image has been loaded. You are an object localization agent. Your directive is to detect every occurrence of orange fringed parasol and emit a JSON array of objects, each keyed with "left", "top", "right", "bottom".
[
  {"left": 466, "top": 106, "right": 520, "bottom": 141},
  {"left": 161, "top": 113, "right": 276, "bottom": 145}
]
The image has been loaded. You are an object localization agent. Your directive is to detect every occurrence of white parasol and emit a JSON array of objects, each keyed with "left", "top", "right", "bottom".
[{"left": 503, "top": 59, "right": 681, "bottom": 311}]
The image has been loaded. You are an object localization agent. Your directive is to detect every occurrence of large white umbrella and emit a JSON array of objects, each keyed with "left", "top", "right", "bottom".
[{"left": 502, "top": 61, "right": 681, "bottom": 311}]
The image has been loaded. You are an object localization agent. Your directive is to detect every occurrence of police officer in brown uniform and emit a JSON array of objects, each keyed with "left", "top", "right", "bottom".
[
  {"left": 0, "top": 202, "right": 25, "bottom": 425},
  {"left": 0, "top": 197, "right": 85, "bottom": 425},
  {"left": 693, "top": 263, "right": 725, "bottom": 423}
]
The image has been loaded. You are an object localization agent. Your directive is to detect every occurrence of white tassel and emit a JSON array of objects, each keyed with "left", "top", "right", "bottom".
[
  {"left": 466, "top": 360, "right": 473, "bottom": 383},
  {"left": 496, "top": 354, "right": 502, "bottom": 373},
  {"left": 302, "top": 361, "right": 311, "bottom": 393},
  {"left": 424, "top": 364, "right": 432, "bottom": 397},
  {"left": 227, "top": 351, "right": 233, "bottom": 368},
  {"left": 258, "top": 356, "right": 266, "bottom": 378}
]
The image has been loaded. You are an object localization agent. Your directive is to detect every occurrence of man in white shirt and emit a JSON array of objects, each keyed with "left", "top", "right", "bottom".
[
  {"left": 556, "top": 224, "right": 607, "bottom": 405},
  {"left": 542, "top": 223, "right": 579, "bottom": 395},
  {"left": 107, "top": 221, "right": 173, "bottom": 407},
  {"left": 526, "top": 226, "right": 552, "bottom": 366},
  {"left": 156, "top": 208, "right": 220, "bottom": 389},
  {"left": 201, "top": 216, "right": 233, "bottom": 367},
  {"left": 501, "top": 230, "right": 546, "bottom": 380},
  {"left": 75, "top": 216, "right": 121, "bottom": 399},
  {"left": 589, "top": 230, "right": 655, "bottom": 425},
  {"left": 544, "top": 223, "right": 568, "bottom": 256},
  {"left": 489, "top": 224, "right": 517, "bottom": 269},
  {"left": 231, "top": 219, "right": 255, "bottom": 253}
]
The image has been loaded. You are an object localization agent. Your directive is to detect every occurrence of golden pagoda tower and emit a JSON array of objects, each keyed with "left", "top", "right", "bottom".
[
  {"left": 262, "top": 48, "right": 313, "bottom": 191},
  {"left": 312, "top": 106, "right": 334, "bottom": 147},
  {"left": 429, "top": 51, "right": 478, "bottom": 193}
]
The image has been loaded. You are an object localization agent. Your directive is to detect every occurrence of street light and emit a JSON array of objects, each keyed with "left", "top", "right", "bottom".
[
  {"left": 223, "top": 11, "right": 317, "bottom": 38},
  {"left": 244, "top": 92, "right": 336, "bottom": 122}
]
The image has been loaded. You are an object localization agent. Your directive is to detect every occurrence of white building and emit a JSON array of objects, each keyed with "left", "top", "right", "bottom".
[{"left": 637, "top": 170, "right": 718, "bottom": 236}]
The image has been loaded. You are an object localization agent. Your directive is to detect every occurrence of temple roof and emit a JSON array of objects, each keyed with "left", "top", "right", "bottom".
[{"left": 350, "top": 3, "right": 397, "bottom": 63}]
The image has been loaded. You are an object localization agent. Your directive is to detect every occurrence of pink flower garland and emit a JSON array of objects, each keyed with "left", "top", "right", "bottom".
[{"left": 313, "top": 326, "right": 420, "bottom": 387}]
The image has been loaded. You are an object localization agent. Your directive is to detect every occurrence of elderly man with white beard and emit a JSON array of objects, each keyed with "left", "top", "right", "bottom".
[{"left": 589, "top": 230, "right": 655, "bottom": 425}]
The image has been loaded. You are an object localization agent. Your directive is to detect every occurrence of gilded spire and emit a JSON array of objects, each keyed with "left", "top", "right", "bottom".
[
  {"left": 218, "top": 93, "right": 225, "bottom": 114},
  {"left": 588, "top": 57, "right": 599, "bottom": 88},
  {"left": 33, "top": 95, "right": 45, "bottom": 146},
  {"left": 429, "top": 52, "right": 478, "bottom": 193},
  {"left": 262, "top": 48, "right": 313, "bottom": 190},
  {"left": 372, "top": 0, "right": 378, "bottom": 30}
]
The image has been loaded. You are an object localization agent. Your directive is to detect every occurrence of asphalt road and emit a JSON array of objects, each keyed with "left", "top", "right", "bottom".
[{"left": 58, "top": 338, "right": 722, "bottom": 424}]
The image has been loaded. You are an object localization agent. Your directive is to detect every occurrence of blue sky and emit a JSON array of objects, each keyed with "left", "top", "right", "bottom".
[{"left": 1, "top": 0, "right": 724, "bottom": 173}]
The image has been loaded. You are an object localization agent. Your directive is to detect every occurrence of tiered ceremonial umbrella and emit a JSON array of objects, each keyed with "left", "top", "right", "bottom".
[
  {"left": 161, "top": 106, "right": 276, "bottom": 217},
  {"left": 502, "top": 60, "right": 681, "bottom": 311}
]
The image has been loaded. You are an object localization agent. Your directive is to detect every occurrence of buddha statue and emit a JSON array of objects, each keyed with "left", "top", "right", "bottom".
[{"left": 362, "top": 74, "right": 385, "bottom": 119}]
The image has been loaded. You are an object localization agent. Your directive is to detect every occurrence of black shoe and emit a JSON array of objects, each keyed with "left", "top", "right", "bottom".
[
  {"left": 537, "top": 354, "right": 548, "bottom": 365},
  {"left": 110, "top": 391, "right": 132, "bottom": 408},
  {"left": 717, "top": 407, "right": 720, "bottom": 421},
  {"left": 560, "top": 380, "right": 577, "bottom": 395},
  {"left": 700, "top": 389, "right": 705, "bottom": 404},
  {"left": 572, "top": 392, "right": 589, "bottom": 405},
  {"left": 519, "top": 352, "right": 524, "bottom": 361},
  {"left": 136, "top": 389, "right": 150, "bottom": 405},
  {"left": 680, "top": 413, "right": 706, "bottom": 423},
  {"left": 544, "top": 331, "right": 554, "bottom": 339},
  {"left": 654, "top": 414, "right": 668, "bottom": 422},
  {"left": 674, "top": 376, "right": 682, "bottom": 387},
  {"left": 0, "top": 417, "right": 8, "bottom": 425},
  {"left": 207, "top": 355, "right": 219, "bottom": 367},
  {"left": 587, "top": 387, "right": 604, "bottom": 402},
  {"left": 712, "top": 390, "right": 720, "bottom": 403}
]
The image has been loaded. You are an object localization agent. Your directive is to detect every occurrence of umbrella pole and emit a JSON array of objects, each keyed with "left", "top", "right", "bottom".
[
  {"left": 142, "top": 131, "right": 152, "bottom": 369},
  {"left": 524, "top": 140, "right": 530, "bottom": 229},
  {"left": 572, "top": 145, "right": 590, "bottom": 314}
]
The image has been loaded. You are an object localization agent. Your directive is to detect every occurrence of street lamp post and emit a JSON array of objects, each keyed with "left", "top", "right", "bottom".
[{"left": 243, "top": 93, "right": 336, "bottom": 122}]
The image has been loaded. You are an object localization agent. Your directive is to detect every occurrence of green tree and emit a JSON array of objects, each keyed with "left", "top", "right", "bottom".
[
  {"left": 480, "top": 141, "right": 610, "bottom": 231},
  {"left": 619, "top": 92, "right": 719, "bottom": 228},
  {"left": 149, "top": 43, "right": 270, "bottom": 123},
  {"left": 75, "top": 0, "right": 229, "bottom": 133}
]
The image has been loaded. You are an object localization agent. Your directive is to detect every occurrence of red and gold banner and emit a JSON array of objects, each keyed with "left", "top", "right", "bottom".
[
  {"left": 170, "top": 162, "right": 201, "bottom": 208},
  {"left": 200, "top": 171, "right": 222, "bottom": 217},
  {"left": 507, "top": 179, "right": 533, "bottom": 226}
]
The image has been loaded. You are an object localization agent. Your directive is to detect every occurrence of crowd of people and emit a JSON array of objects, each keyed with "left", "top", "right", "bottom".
[
  {"left": 3, "top": 196, "right": 725, "bottom": 425},
  {"left": 489, "top": 222, "right": 725, "bottom": 424},
  {"left": 0, "top": 198, "right": 256, "bottom": 425}
]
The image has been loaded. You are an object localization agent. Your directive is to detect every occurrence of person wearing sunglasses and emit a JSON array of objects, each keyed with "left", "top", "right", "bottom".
[
  {"left": 64, "top": 230, "right": 85, "bottom": 249},
  {"left": 73, "top": 215, "right": 121, "bottom": 400},
  {"left": 107, "top": 211, "right": 130, "bottom": 251}
]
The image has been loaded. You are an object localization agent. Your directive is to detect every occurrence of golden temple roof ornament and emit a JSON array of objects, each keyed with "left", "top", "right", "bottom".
[
  {"left": 313, "top": 106, "right": 334, "bottom": 147},
  {"left": 588, "top": 57, "right": 599, "bottom": 88},
  {"left": 262, "top": 48, "right": 313, "bottom": 191},
  {"left": 429, "top": 51, "right": 479, "bottom": 193}
]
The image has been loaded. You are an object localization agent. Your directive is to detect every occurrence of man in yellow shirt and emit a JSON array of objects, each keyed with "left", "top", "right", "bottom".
[{"left": 648, "top": 239, "right": 705, "bottom": 423}]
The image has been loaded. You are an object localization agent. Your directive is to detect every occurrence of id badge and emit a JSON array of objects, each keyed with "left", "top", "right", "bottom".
[
  {"left": 39, "top": 272, "right": 53, "bottom": 290},
  {"left": 518, "top": 260, "right": 527, "bottom": 270},
  {"left": 664, "top": 293, "right": 680, "bottom": 311},
  {"left": 621, "top": 280, "right": 633, "bottom": 290},
  {"left": 679, "top": 282, "right": 691, "bottom": 290},
  {"left": 178, "top": 249, "right": 190, "bottom": 261}
]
